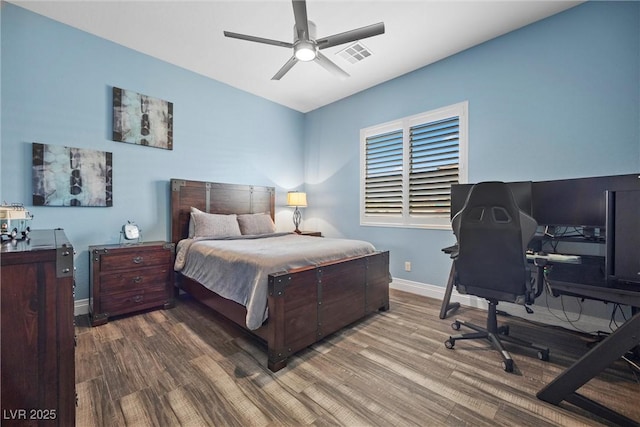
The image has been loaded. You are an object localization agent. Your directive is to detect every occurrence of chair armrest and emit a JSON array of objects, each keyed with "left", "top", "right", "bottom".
[
  {"left": 441, "top": 244, "right": 459, "bottom": 259},
  {"left": 442, "top": 244, "right": 458, "bottom": 254},
  {"left": 524, "top": 264, "right": 544, "bottom": 303}
]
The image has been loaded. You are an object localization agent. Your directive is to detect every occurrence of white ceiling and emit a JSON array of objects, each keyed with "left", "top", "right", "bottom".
[{"left": 10, "top": 0, "right": 582, "bottom": 113}]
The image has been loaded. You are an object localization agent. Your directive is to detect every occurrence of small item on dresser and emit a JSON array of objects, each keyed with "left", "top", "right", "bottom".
[
  {"left": 120, "top": 220, "right": 142, "bottom": 243},
  {"left": 0, "top": 203, "right": 33, "bottom": 243}
]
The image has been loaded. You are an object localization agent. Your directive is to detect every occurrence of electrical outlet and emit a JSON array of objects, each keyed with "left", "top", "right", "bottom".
[{"left": 404, "top": 261, "right": 411, "bottom": 272}]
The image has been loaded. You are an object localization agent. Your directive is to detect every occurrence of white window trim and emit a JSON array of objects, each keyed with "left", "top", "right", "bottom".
[{"left": 360, "top": 101, "right": 468, "bottom": 230}]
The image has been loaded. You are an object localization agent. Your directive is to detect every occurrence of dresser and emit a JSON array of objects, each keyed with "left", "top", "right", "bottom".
[
  {"left": 1, "top": 229, "right": 75, "bottom": 426},
  {"left": 89, "top": 241, "right": 175, "bottom": 326}
]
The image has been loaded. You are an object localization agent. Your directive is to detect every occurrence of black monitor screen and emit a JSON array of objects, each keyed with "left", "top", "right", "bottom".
[
  {"left": 531, "top": 174, "right": 640, "bottom": 227},
  {"left": 451, "top": 181, "right": 533, "bottom": 219},
  {"left": 451, "top": 175, "right": 639, "bottom": 227}
]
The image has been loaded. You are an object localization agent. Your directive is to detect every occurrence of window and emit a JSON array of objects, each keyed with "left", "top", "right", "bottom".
[{"left": 360, "top": 101, "right": 468, "bottom": 229}]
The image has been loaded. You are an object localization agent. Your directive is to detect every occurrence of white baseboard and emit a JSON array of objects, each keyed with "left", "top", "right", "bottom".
[
  {"left": 390, "top": 277, "right": 620, "bottom": 334},
  {"left": 75, "top": 298, "right": 89, "bottom": 316},
  {"left": 391, "top": 277, "right": 487, "bottom": 309}
]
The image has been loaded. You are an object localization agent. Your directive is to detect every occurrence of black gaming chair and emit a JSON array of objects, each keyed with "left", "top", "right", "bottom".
[{"left": 444, "top": 181, "right": 549, "bottom": 372}]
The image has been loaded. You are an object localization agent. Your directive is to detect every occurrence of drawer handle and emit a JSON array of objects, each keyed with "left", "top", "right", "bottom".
[
  {"left": 132, "top": 276, "right": 142, "bottom": 284},
  {"left": 132, "top": 256, "right": 143, "bottom": 264},
  {"left": 132, "top": 295, "right": 143, "bottom": 303}
]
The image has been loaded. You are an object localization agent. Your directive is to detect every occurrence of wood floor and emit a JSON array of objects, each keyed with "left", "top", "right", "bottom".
[{"left": 75, "top": 289, "right": 640, "bottom": 426}]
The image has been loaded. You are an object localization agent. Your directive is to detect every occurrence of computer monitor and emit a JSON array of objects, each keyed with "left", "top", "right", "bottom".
[
  {"left": 531, "top": 174, "right": 640, "bottom": 228},
  {"left": 450, "top": 181, "right": 533, "bottom": 219}
]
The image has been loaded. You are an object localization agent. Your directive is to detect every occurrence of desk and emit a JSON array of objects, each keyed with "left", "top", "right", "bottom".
[
  {"left": 440, "top": 247, "right": 639, "bottom": 425},
  {"left": 536, "top": 266, "right": 640, "bottom": 427},
  {"left": 537, "top": 311, "right": 640, "bottom": 427},
  {"left": 544, "top": 256, "right": 640, "bottom": 306},
  {"left": 445, "top": 176, "right": 640, "bottom": 424}
]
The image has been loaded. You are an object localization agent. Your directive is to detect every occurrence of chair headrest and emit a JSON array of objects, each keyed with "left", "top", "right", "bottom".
[
  {"left": 462, "top": 182, "right": 520, "bottom": 214},
  {"left": 452, "top": 181, "right": 538, "bottom": 252}
]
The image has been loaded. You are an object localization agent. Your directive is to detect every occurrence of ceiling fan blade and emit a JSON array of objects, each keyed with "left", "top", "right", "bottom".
[
  {"left": 315, "top": 52, "right": 349, "bottom": 79},
  {"left": 317, "top": 22, "right": 385, "bottom": 50},
  {"left": 272, "top": 56, "right": 298, "bottom": 80},
  {"left": 292, "top": 0, "right": 310, "bottom": 40},
  {"left": 224, "top": 31, "right": 293, "bottom": 48}
]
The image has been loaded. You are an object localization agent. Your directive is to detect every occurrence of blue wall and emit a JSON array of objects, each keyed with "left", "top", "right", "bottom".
[
  {"left": 2, "top": 2, "right": 639, "bottom": 304},
  {"left": 303, "top": 1, "right": 640, "bottom": 288},
  {"left": 1, "top": 3, "right": 305, "bottom": 300}
]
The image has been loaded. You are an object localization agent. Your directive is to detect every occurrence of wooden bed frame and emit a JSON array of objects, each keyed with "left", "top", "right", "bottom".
[{"left": 170, "top": 178, "right": 390, "bottom": 371}]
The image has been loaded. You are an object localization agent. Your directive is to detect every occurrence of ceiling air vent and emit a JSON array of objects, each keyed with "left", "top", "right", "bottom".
[{"left": 338, "top": 42, "right": 373, "bottom": 64}]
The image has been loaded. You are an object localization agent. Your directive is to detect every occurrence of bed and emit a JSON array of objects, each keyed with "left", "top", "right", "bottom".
[{"left": 170, "top": 179, "right": 390, "bottom": 371}]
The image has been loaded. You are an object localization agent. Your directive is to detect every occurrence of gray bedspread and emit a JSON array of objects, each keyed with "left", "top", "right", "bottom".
[{"left": 174, "top": 233, "right": 376, "bottom": 330}]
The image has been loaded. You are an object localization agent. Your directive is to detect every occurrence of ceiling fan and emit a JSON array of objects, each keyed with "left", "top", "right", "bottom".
[{"left": 223, "top": 0, "right": 385, "bottom": 80}]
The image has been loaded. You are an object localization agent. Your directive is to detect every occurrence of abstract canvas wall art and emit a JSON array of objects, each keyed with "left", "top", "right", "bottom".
[
  {"left": 112, "top": 87, "right": 173, "bottom": 150},
  {"left": 32, "top": 143, "right": 113, "bottom": 207}
]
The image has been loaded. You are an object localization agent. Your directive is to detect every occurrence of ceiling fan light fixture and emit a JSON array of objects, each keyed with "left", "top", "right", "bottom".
[
  {"left": 224, "top": 0, "right": 385, "bottom": 79},
  {"left": 294, "top": 40, "right": 316, "bottom": 61}
]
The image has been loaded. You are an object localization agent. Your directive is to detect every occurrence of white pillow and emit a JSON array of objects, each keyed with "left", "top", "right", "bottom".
[
  {"left": 190, "top": 207, "right": 241, "bottom": 238},
  {"left": 237, "top": 213, "right": 276, "bottom": 235}
]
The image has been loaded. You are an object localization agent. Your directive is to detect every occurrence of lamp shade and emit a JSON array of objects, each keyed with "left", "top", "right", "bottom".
[{"left": 287, "top": 191, "right": 307, "bottom": 207}]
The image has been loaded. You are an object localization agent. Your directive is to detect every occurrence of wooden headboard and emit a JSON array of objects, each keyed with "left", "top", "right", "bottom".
[{"left": 170, "top": 179, "right": 276, "bottom": 245}]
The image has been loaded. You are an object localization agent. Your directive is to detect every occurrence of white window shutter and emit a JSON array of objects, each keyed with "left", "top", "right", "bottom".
[
  {"left": 364, "top": 129, "right": 404, "bottom": 216},
  {"left": 409, "top": 117, "right": 460, "bottom": 219}
]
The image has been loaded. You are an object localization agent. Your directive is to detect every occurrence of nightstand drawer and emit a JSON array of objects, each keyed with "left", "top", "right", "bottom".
[
  {"left": 101, "top": 287, "right": 168, "bottom": 314},
  {"left": 100, "top": 268, "right": 170, "bottom": 294},
  {"left": 98, "top": 248, "right": 172, "bottom": 271}
]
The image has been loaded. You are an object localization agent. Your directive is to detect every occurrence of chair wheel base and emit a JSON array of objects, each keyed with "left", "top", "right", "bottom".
[{"left": 443, "top": 312, "right": 551, "bottom": 375}]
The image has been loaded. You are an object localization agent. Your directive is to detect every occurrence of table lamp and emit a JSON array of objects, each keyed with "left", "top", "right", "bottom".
[{"left": 287, "top": 191, "right": 307, "bottom": 234}]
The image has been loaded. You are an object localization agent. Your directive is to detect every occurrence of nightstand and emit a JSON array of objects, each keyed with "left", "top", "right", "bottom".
[
  {"left": 298, "top": 230, "right": 322, "bottom": 237},
  {"left": 89, "top": 241, "right": 175, "bottom": 326}
]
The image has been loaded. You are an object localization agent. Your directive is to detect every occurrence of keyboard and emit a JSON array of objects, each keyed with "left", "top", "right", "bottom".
[{"left": 526, "top": 252, "right": 582, "bottom": 264}]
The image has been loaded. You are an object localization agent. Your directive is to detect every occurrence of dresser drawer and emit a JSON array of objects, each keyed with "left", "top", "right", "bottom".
[
  {"left": 98, "top": 247, "right": 172, "bottom": 271},
  {"left": 101, "top": 287, "right": 168, "bottom": 314},
  {"left": 100, "top": 268, "right": 170, "bottom": 295}
]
